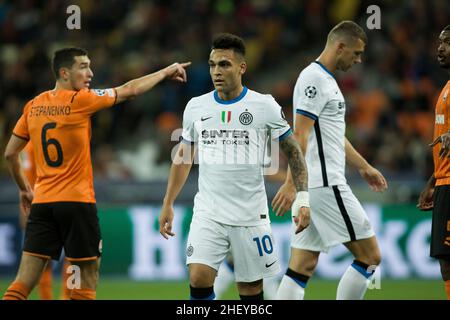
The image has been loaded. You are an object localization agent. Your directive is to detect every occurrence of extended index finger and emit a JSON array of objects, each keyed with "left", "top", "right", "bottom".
[{"left": 180, "top": 62, "right": 192, "bottom": 68}]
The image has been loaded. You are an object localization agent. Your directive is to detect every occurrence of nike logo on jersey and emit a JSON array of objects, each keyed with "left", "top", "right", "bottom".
[
  {"left": 201, "top": 116, "right": 212, "bottom": 121},
  {"left": 265, "top": 261, "right": 277, "bottom": 268}
]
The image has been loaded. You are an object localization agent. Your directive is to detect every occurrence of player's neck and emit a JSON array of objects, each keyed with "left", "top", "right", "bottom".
[
  {"left": 217, "top": 85, "right": 244, "bottom": 101},
  {"left": 54, "top": 80, "right": 76, "bottom": 91},
  {"left": 317, "top": 51, "right": 337, "bottom": 75}
]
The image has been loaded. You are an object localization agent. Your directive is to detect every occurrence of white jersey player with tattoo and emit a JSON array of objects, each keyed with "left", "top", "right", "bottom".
[{"left": 160, "top": 33, "right": 310, "bottom": 300}]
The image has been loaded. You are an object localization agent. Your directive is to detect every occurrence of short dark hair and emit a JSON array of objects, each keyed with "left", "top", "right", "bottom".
[
  {"left": 328, "top": 21, "right": 368, "bottom": 45},
  {"left": 52, "top": 47, "right": 88, "bottom": 79},
  {"left": 212, "top": 33, "right": 246, "bottom": 57}
]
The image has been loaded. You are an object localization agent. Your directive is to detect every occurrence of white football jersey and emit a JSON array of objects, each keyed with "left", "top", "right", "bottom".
[
  {"left": 293, "top": 61, "right": 347, "bottom": 188},
  {"left": 182, "top": 87, "right": 291, "bottom": 226}
]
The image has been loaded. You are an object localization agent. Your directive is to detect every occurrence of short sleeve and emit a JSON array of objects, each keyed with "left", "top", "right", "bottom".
[
  {"left": 74, "top": 88, "right": 117, "bottom": 114},
  {"left": 293, "top": 71, "right": 328, "bottom": 121},
  {"left": 265, "top": 96, "right": 292, "bottom": 141},
  {"left": 181, "top": 100, "right": 197, "bottom": 144},
  {"left": 12, "top": 100, "right": 33, "bottom": 141}
]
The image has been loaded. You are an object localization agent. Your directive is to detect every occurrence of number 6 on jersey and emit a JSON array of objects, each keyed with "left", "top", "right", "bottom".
[{"left": 41, "top": 122, "right": 63, "bottom": 167}]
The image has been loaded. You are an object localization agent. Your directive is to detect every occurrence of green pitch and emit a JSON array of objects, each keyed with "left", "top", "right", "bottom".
[{"left": 0, "top": 277, "right": 446, "bottom": 300}]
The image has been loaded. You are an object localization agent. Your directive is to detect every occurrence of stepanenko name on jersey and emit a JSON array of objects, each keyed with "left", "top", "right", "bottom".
[
  {"left": 29, "top": 105, "right": 71, "bottom": 117},
  {"left": 201, "top": 129, "right": 250, "bottom": 145}
]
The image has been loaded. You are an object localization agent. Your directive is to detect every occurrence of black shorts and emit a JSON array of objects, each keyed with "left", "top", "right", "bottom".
[
  {"left": 430, "top": 185, "right": 450, "bottom": 259},
  {"left": 23, "top": 202, "right": 102, "bottom": 261}
]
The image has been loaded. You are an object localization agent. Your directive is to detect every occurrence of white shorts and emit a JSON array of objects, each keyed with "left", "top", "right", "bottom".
[
  {"left": 291, "top": 184, "right": 375, "bottom": 253},
  {"left": 186, "top": 215, "right": 281, "bottom": 282}
]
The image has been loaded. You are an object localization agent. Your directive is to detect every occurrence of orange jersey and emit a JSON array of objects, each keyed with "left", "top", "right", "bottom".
[
  {"left": 13, "top": 88, "right": 117, "bottom": 203},
  {"left": 433, "top": 81, "right": 450, "bottom": 186},
  {"left": 20, "top": 143, "right": 36, "bottom": 188}
]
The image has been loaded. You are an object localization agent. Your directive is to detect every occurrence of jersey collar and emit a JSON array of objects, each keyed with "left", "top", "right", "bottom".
[
  {"left": 313, "top": 61, "right": 335, "bottom": 80},
  {"left": 214, "top": 86, "right": 248, "bottom": 105}
]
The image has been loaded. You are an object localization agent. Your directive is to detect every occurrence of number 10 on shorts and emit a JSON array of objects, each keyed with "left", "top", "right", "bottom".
[{"left": 253, "top": 235, "right": 273, "bottom": 256}]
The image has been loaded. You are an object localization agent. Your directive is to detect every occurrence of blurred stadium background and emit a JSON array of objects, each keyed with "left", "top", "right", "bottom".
[{"left": 0, "top": 0, "right": 448, "bottom": 299}]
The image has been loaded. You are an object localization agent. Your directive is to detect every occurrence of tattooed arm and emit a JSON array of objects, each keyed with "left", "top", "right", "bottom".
[
  {"left": 279, "top": 134, "right": 308, "bottom": 192},
  {"left": 279, "top": 134, "right": 310, "bottom": 234},
  {"left": 272, "top": 114, "right": 313, "bottom": 216}
]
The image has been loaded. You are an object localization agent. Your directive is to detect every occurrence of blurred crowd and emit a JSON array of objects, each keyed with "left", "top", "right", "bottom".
[{"left": 0, "top": 0, "right": 448, "bottom": 182}]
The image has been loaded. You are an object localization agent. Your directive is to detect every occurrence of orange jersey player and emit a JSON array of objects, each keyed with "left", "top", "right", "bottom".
[
  {"left": 15, "top": 88, "right": 118, "bottom": 204},
  {"left": 3, "top": 47, "right": 190, "bottom": 300},
  {"left": 19, "top": 143, "right": 71, "bottom": 300},
  {"left": 418, "top": 25, "right": 450, "bottom": 300}
]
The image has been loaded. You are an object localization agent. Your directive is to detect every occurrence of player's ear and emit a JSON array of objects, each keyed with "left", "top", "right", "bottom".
[
  {"left": 337, "top": 41, "right": 346, "bottom": 52},
  {"left": 59, "top": 67, "right": 70, "bottom": 81},
  {"left": 240, "top": 62, "right": 247, "bottom": 75}
]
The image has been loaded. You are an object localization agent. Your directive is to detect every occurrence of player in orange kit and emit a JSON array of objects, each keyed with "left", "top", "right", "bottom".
[
  {"left": 418, "top": 25, "right": 450, "bottom": 300},
  {"left": 3, "top": 47, "right": 190, "bottom": 300},
  {"left": 19, "top": 143, "right": 71, "bottom": 300}
]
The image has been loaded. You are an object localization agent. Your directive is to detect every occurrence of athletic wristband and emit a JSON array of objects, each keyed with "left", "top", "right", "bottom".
[{"left": 292, "top": 191, "right": 309, "bottom": 216}]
